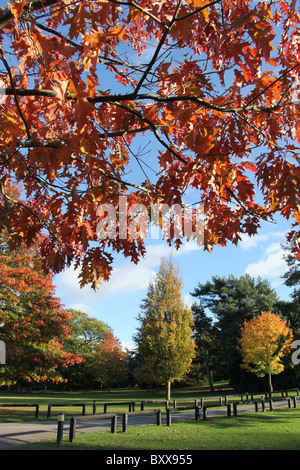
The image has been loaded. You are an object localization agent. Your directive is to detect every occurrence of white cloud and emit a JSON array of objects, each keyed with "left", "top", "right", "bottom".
[
  {"left": 67, "top": 303, "right": 91, "bottom": 312},
  {"left": 100, "top": 263, "right": 156, "bottom": 296},
  {"left": 240, "top": 231, "right": 285, "bottom": 250},
  {"left": 242, "top": 229, "right": 289, "bottom": 288},
  {"left": 183, "top": 293, "right": 193, "bottom": 308},
  {"left": 55, "top": 240, "right": 202, "bottom": 303},
  {"left": 245, "top": 245, "right": 287, "bottom": 281},
  {"left": 121, "top": 340, "right": 136, "bottom": 352}
]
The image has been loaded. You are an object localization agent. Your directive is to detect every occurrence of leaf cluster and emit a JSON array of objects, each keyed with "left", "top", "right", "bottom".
[{"left": 0, "top": 1, "right": 300, "bottom": 287}]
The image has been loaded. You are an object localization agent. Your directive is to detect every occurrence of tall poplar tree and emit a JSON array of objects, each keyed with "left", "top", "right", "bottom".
[{"left": 134, "top": 257, "right": 195, "bottom": 401}]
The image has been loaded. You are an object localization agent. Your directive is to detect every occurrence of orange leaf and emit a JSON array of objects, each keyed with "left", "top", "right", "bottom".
[{"left": 8, "top": 1, "right": 26, "bottom": 18}]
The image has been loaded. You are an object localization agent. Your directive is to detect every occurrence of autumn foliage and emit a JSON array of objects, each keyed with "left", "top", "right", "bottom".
[
  {"left": 0, "top": 240, "right": 83, "bottom": 388},
  {"left": 237, "top": 311, "right": 294, "bottom": 391},
  {"left": 91, "top": 332, "right": 128, "bottom": 390},
  {"left": 135, "top": 257, "right": 196, "bottom": 400},
  {"left": 0, "top": 1, "right": 300, "bottom": 288}
]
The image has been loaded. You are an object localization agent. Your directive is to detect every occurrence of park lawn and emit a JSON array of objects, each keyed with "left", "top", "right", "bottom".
[
  {"left": 0, "top": 383, "right": 230, "bottom": 422},
  {"left": 6, "top": 408, "right": 300, "bottom": 451}
]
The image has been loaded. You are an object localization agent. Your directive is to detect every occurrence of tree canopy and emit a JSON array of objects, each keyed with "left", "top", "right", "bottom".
[
  {"left": 237, "top": 311, "right": 294, "bottom": 392},
  {"left": 134, "top": 257, "right": 195, "bottom": 400},
  {"left": 91, "top": 332, "right": 128, "bottom": 390},
  {"left": 0, "top": 238, "right": 83, "bottom": 389},
  {"left": 0, "top": 1, "right": 300, "bottom": 288}
]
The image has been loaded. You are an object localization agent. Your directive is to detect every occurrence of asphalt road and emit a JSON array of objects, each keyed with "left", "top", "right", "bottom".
[{"left": 0, "top": 398, "right": 295, "bottom": 449}]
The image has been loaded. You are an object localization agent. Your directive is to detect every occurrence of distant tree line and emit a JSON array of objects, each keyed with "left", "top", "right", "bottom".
[{"left": 1, "top": 236, "right": 299, "bottom": 394}]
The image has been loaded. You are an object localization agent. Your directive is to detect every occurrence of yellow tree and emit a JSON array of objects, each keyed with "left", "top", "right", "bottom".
[
  {"left": 237, "top": 311, "right": 294, "bottom": 392},
  {"left": 134, "top": 257, "right": 196, "bottom": 401}
]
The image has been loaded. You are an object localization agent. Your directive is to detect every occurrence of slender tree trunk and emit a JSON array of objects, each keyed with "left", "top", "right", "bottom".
[
  {"left": 201, "top": 346, "right": 214, "bottom": 392},
  {"left": 166, "top": 380, "right": 171, "bottom": 402},
  {"left": 268, "top": 372, "right": 273, "bottom": 393}
]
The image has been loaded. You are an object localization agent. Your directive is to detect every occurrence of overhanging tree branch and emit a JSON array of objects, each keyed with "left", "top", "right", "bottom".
[
  {"left": 0, "top": 88, "right": 292, "bottom": 114},
  {"left": 0, "top": 0, "right": 59, "bottom": 30}
]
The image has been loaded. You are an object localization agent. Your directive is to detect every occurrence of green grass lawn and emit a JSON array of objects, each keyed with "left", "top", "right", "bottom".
[
  {"left": 1, "top": 383, "right": 300, "bottom": 450},
  {"left": 0, "top": 382, "right": 232, "bottom": 422},
  {"left": 5, "top": 408, "right": 300, "bottom": 450}
]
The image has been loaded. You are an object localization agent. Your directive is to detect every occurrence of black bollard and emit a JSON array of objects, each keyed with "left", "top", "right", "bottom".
[
  {"left": 56, "top": 413, "right": 64, "bottom": 446},
  {"left": 202, "top": 405, "right": 207, "bottom": 420}
]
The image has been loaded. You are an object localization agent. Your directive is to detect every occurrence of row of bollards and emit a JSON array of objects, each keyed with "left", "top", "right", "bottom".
[{"left": 56, "top": 396, "right": 298, "bottom": 444}]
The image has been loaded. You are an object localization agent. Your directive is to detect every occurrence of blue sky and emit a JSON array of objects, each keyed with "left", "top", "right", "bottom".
[{"left": 54, "top": 213, "right": 293, "bottom": 351}]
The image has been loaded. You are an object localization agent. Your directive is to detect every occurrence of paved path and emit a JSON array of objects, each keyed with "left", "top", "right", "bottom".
[{"left": 0, "top": 399, "right": 294, "bottom": 449}]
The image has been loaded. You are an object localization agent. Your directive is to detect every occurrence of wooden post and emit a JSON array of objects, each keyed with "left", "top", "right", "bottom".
[
  {"left": 269, "top": 399, "right": 273, "bottom": 411},
  {"left": 166, "top": 408, "right": 171, "bottom": 426},
  {"left": 56, "top": 413, "right": 64, "bottom": 446},
  {"left": 69, "top": 417, "right": 76, "bottom": 442},
  {"left": 111, "top": 414, "right": 117, "bottom": 433},
  {"left": 156, "top": 409, "right": 161, "bottom": 426},
  {"left": 122, "top": 413, "right": 128, "bottom": 433}
]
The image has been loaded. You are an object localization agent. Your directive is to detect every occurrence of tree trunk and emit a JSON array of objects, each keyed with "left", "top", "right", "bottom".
[
  {"left": 201, "top": 347, "right": 214, "bottom": 392},
  {"left": 166, "top": 380, "right": 171, "bottom": 402},
  {"left": 268, "top": 372, "right": 273, "bottom": 393}
]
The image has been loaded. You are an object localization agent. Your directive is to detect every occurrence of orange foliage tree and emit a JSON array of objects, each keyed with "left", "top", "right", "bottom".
[
  {"left": 0, "top": 1, "right": 300, "bottom": 288},
  {"left": 91, "top": 332, "right": 128, "bottom": 391},
  {"left": 0, "top": 237, "right": 84, "bottom": 389},
  {"left": 237, "top": 311, "right": 294, "bottom": 392}
]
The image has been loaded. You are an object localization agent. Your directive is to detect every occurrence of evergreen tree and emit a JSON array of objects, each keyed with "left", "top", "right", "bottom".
[
  {"left": 279, "top": 244, "right": 300, "bottom": 386},
  {"left": 134, "top": 258, "right": 195, "bottom": 401},
  {"left": 282, "top": 242, "right": 300, "bottom": 293},
  {"left": 191, "top": 274, "right": 279, "bottom": 391},
  {"left": 191, "top": 303, "right": 216, "bottom": 391}
]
